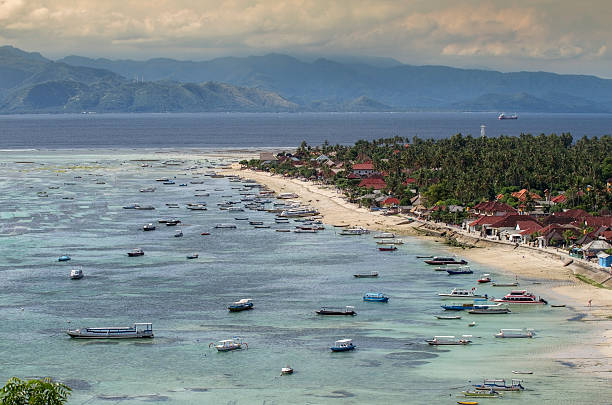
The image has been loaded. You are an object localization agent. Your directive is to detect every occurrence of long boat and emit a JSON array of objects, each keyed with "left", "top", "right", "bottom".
[
  {"left": 494, "top": 328, "right": 535, "bottom": 338},
  {"left": 426, "top": 335, "right": 472, "bottom": 345},
  {"left": 67, "top": 323, "right": 153, "bottom": 339},
  {"left": 316, "top": 306, "right": 356, "bottom": 316},
  {"left": 438, "top": 288, "right": 487, "bottom": 299},
  {"left": 353, "top": 271, "right": 379, "bottom": 278},
  {"left": 473, "top": 378, "right": 524, "bottom": 391},
  {"left": 424, "top": 257, "right": 468, "bottom": 265}
]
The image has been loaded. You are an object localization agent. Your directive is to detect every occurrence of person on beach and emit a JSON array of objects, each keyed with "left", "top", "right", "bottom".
[{"left": 588, "top": 299, "right": 592, "bottom": 308}]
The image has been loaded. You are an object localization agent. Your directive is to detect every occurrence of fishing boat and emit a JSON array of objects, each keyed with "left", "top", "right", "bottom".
[
  {"left": 139, "top": 187, "right": 156, "bottom": 192},
  {"left": 424, "top": 257, "right": 468, "bottom": 265},
  {"left": 165, "top": 219, "right": 181, "bottom": 226},
  {"left": 492, "top": 290, "right": 547, "bottom": 304},
  {"left": 294, "top": 229, "right": 317, "bottom": 233},
  {"left": 58, "top": 255, "right": 71, "bottom": 262},
  {"left": 492, "top": 282, "right": 519, "bottom": 287},
  {"left": 163, "top": 181, "right": 175, "bottom": 185},
  {"left": 468, "top": 322, "right": 477, "bottom": 327},
  {"left": 426, "top": 335, "right": 472, "bottom": 345},
  {"left": 457, "top": 401, "right": 479, "bottom": 405},
  {"left": 468, "top": 303, "right": 511, "bottom": 314},
  {"left": 187, "top": 253, "right": 199, "bottom": 259},
  {"left": 134, "top": 205, "right": 155, "bottom": 210},
  {"left": 353, "top": 271, "right": 379, "bottom": 278},
  {"left": 254, "top": 225, "right": 271, "bottom": 229},
  {"left": 214, "top": 223, "right": 237, "bottom": 229},
  {"left": 363, "top": 292, "right": 389, "bottom": 302},
  {"left": 155, "top": 178, "right": 170, "bottom": 182},
  {"left": 249, "top": 221, "right": 263, "bottom": 225},
  {"left": 473, "top": 379, "right": 524, "bottom": 391},
  {"left": 438, "top": 288, "right": 487, "bottom": 299},
  {"left": 209, "top": 337, "right": 248, "bottom": 351},
  {"left": 127, "top": 248, "right": 144, "bottom": 257},
  {"left": 330, "top": 339, "right": 356, "bottom": 352},
  {"left": 143, "top": 223, "right": 156, "bottom": 231},
  {"left": 228, "top": 299, "right": 254, "bottom": 312},
  {"left": 174, "top": 230, "right": 183, "bottom": 237},
  {"left": 494, "top": 328, "right": 535, "bottom": 338},
  {"left": 435, "top": 315, "right": 462, "bottom": 320},
  {"left": 67, "top": 323, "right": 153, "bottom": 339},
  {"left": 441, "top": 302, "right": 476, "bottom": 311},
  {"left": 316, "top": 306, "right": 356, "bottom": 316},
  {"left": 200, "top": 232, "right": 211, "bottom": 235},
  {"left": 378, "top": 245, "right": 397, "bottom": 251},
  {"left": 376, "top": 239, "right": 404, "bottom": 245},
  {"left": 461, "top": 389, "right": 501, "bottom": 398},
  {"left": 281, "top": 366, "right": 294, "bottom": 375},
  {"left": 69, "top": 268, "right": 84, "bottom": 279},
  {"left": 279, "top": 208, "right": 319, "bottom": 217},
  {"left": 512, "top": 370, "right": 533, "bottom": 375},
  {"left": 447, "top": 267, "right": 473, "bottom": 275},
  {"left": 276, "top": 229, "right": 291, "bottom": 232},
  {"left": 339, "top": 227, "right": 370, "bottom": 235},
  {"left": 373, "top": 232, "right": 396, "bottom": 239},
  {"left": 477, "top": 274, "right": 491, "bottom": 283}
]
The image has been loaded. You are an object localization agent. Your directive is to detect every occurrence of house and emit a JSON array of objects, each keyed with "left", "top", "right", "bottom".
[
  {"left": 358, "top": 176, "right": 387, "bottom": 190},
  {"left": 511, "top": 189, "right": 542, "bottom": 201},
  {"left": 537, "top": 223, "right": 581, "bottom": 247},
  {"left": 352, "top": 161, "right": 377, "bottom": 177},
  {"left": 597, "top": 252, "right": 612, "bottom": 268},
  {"left": 259, "top": 152, "right": 278, "bottom": 162},
  {"left": 472, "top": 201, "right": 517, "bottom": 216},
  {"left": 551, "top": 194, "right": 567, "bottom": 204},
  {"left": 581, "top": 239, "right": 612, "bottom": 257},
  {"left": 381, "top": 197, "right": 400, "bottom": 206}
]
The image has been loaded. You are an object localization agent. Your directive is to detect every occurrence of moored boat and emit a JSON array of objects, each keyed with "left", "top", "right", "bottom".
[
  {"left": 492, "top": 282, "right": 519, "bottom": 287},
  {"left": 58, "top": 255, "right": 71, "bottom": 262},
  {"left": 70, "top": 268, "right": 83, "bottom": 279},
  {"left": 353, "top": 271, "right": 379, "bottom": 278},
  {"left": 461, "top": 389, "right": 501, "bottom": 398},
  {"left": 127, "top": 248, "right": 144, "bottom": 257},
  {"left": 373, "top": 232, "right": 396, "bottom": 238},
  {"left": 468, "top": 303, "right": 511, "bottom": 314},
  {"left": 477, "top": 274, "right": 491, "bottom": 283},
  {"left": 281, "top": 366, "right": 294, "bottom": 375},
  {"left": 174, "top": 230, "right": 183, "bottom": 237},
  {"left": 426, "top": 335, "right": 472, "bottom": 345},
  {"left": 492, "top": 290, "right": 547, "bottom": 304},
  {"left": 187, "top": 253, "right": 199, "bottom": 259},
  {"left": 214, "top": 223, "right": 237, "bottom": 229},
  {"left": 228, "top": 299, "right": 254, "bottom": 312},
  {"left": 363, "top": 292, "right": 389, "bottom": 302},
  {"left": 494, "top": 328, "right": 535, "bottom": 338},
  {"left": 435, "top": 315, "right": 462, "bottom": 320},
  {"left": 424, "top": 256, "right": 468, "bottom": 265},
  {"left": 473, "top": 378, "right": 524, "bottom": 391},
  {"left": 67, "top": 323, "right": 153, "bottom": 339},
  {"left": 143, "top": 223, "right": 156, "bottom": 231},
  {"left": 447, "top": 267, "right": 473, "bottom": 275},
  {"left": 438, "top": 288, "right": 487, "bottom": 299},
  {"left": 330, "top": 339, "right": 356, "bottom": 352},
  {"left": 378, "top": 245, "right": 397, "bottom": 251},
  {"left": 339, "top": 227, "right": 369, "bottom": 235},
  {"left": 316, "top": 306, "right": 356, "bottom": 316},
  {"left": 209, "top": 337, "right": 248, "bottom": 351}
]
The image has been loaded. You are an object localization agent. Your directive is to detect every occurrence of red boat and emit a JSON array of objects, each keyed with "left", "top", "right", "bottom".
[
  {"left": 378, "top": 246, "right": 397, "bottom": 251},
  {"left": 492, "top": 290, "right": 547, "bottom": 304},
  {"left": 478, "top": 274, "right": 491, "bottom": 283},
  {"left": 200, "top": 232, "right": 210, "bottom": 236}
]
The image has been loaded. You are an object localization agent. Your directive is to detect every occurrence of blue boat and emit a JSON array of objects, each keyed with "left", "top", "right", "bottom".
[
  {"left": 363, "top": 292, "right": 389, "bottom": 302},
  {"left": 58, "top": 255, "right": 71, "bottom": 262},
  {"left": 330, "top": 339, "right": 356, "bottom": 352},
  {"left": 228, "top": 299, "right": 254, "bottom": 312}
]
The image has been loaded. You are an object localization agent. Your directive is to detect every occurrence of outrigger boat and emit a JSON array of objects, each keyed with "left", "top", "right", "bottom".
[
  {"left": 477, "top": 274, "right": 491, "bottom": 283},
  {"left": 353, "top": 271, "right": 379, "bottom": 278},
  {"left": 461, "top": 389, "right": 501, "bottom": 398},
  {"left": 492, "top": 290, "right": 547, "bottom": 304},
  {"left": 363, "top": 292, "right": 389, "bottom": 302},
  {"left": 447, "top": 267, "right": 473, "bottom": 275},
  {"left": 209, "top": 337, "right": 248, "bottom": 352},
  {"left": 424, "top": 257, "right": 467, "bottom": 265},
  {"left": 373, "top": 232, "right": 396, "bottom": 238},
  {"left": 426, "top": 335, "right": 472, "bottom": 345},
  {"left": 330, "top": 339, "right": 356, "bottom": 352},
  {"left": 339, "top": 227, "right": 370, "bottom": 235},
  {"left": 438, "top": 288, "right": 487, "bottom": 299},
  {"left": 316, "top": 306, "right": 356, "bottom": 316},
  {"left": 376, "top": 239, "right": 404, "bottom": 245},
  {"left": 473, "top": 378, "right": 524, "bottom": 391},
  {"left": 378, "top": 245, "right": 397, "bottom": 251},
  {"left": 228, "top": 299, "right": 254, "bottom": 312},
  {"left": 468, "top": 303, "right": 511, "bottom": 314},
  {"left": 67, "top": 323, "right": 153, "bottom": 339},
  {"left": 494, "top": 328, "right": 535, "bottom": 338},
  {"left": 58, "top": 255, "right": 71, "bottom": 262},
  {"left": 435, "top": 315, "right": 462, "bottom": 320},
  {"left": 127, "top": 248, "right": 144, "bottom": 257}
]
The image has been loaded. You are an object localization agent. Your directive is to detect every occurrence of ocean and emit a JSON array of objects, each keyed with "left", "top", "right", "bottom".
[
  {"left": 1, "top": 112, "right": 611, "bottom": 150},
  {"left": 0, "top": 148, "right": 608, "bottom": 404}
]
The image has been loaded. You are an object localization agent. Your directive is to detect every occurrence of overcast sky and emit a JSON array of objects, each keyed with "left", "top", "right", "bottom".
[{"left": 1, "top": 0, "right": 611, "bottom": 76}]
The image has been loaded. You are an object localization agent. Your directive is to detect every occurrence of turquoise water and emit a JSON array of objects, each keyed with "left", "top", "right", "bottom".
[{"left": 0, "top": 150, "right": 608, "bottom": 404}]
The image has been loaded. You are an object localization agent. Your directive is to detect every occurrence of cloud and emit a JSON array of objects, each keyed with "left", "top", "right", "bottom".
[{"left": 0, "top": 0, "right": 610, "bottom": 75}]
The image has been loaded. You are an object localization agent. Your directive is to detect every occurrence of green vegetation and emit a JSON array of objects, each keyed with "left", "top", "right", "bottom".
[
  {"left": 575, "top": 274, "right": 611, "bottom": 289},
  {"left": 0, "top": 377, "right": 71, "bottom": 404}
]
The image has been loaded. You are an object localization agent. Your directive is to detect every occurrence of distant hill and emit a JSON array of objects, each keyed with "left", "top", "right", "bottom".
[{"left": 3, "top": 45, "right": 612, "bottom": 113}]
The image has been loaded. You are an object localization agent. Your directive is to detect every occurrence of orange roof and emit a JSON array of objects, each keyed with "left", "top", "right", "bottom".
[
  {"left": 358, "top": 177, "right": 387, "bottom": 190},
  {"left": 511, "top": 189, "right": 542, "bottom": 201},
  {"left": 551, "top": 194, "right": 567, "bottom": 204},
  {"left": 382, "top": 197, "right": 400, "bottom": 206},
  {"left": 353, "top": 162, "right": 375, "bottom": 170}
]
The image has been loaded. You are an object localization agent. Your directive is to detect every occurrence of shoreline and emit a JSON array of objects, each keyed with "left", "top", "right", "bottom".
[{"left": 223, "top": 166, "right": 612, "bottom": 375}]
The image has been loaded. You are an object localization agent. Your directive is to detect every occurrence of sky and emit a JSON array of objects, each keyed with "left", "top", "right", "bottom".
[{"left": 1, "top": 0, "right": 611, "bottom": 77}]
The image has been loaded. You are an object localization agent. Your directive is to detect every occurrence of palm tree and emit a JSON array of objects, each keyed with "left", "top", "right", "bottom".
[{"left": 0, "top": 377, "right": 71, "bottom": 404}]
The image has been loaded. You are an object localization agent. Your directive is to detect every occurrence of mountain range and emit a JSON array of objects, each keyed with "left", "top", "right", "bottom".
[{"left": 1, "top": 45, "right": 612, "bottom": 113}]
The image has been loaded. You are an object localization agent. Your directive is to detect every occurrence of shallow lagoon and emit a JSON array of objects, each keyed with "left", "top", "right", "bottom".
[{"left": 0, "top": 150, "right": 608, "bottom": 404}]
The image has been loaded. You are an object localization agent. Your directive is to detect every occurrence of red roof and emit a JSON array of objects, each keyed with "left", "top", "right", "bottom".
[
  {"left": 511, "top": 189, "right": 542, "bottom": 201},
  {"left": 347, "top": 173, "right": 361, "bottom": 179},
  {"left": 553, "top": 209, "right": 590, "bottom": 220},
  {"left": 516, "top": 220, "right": 543, "bottom": 235},
  {"left": 551, "top": 194, "right": 567, "bottom": 204},
  {"left": 473, "top": 201, "right": 517, "bottom": 214},
  {"left": 403, "top": 177, "right": 417, "bottom": 185},
  {"left": 353, "top": 162, "right": 374, "bottom": 170},
  {"left": 382, "top": 197, "right": 400, "bottom": 206},
  {"left": 358, "top": 177, "right": 387, "bottom": 190},
  {"left": 602, "top": 231, "right": 612, "bottom": 241},
  {"left": 584, "top": 216, "right": 612, "bottom": 228}
]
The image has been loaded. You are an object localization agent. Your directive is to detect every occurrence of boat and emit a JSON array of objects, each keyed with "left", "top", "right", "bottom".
[
  {"left": 373, "top": 232, "right": 396, "bottom": 238},
  {"left": 187, "top": 253, "right": 199, "bottom": 259},
  {"left": 494, "top": 328, "right": 535, "bottom": 338},
  {"left": 457, "top": 402, "right": 479, "bottom": 405},
  {"left": 235, "top": 217, "right": 249, "bottom": 221},
  {"left": 155, "top": 178, "right": 169, "bottom": 182},
  {"left": 438, "top": 288, "right": 487, "bottom": 299},
  {"left": 477, "top": 274, "right": 491, "bottom": 283},
  {"left": 378, "top": 245, "right": 397, "bottom": 251},
  {"left": 498, "top": 112, "right": 518, "bottom": 120},
  {"left": 134, "top": 205, "right": 155, "bottom": 210},
  {"left": 468, "top": 303, "right": 511, "bottom": 314},
  {"left": 492, "top": 282, "right": 519, "bottom": 287},
  {"left": 376, "top": 239, "right": 404, "bottom": 245},
  {"left": 468, "top": 322, "right": 477, "bottom": 327},
  {"left": 294, "top": 229, "right": 317, "bottom": 233},
  {"left": 228, "top": 299, "right": 254, "bottom": 312},
  {"left": 281, "top": 366, "right": 294, "bottom": 375},
  {"left": 316, "top": 306, "right": 356, "bottom": 316},
  {"left": 276, "top": 229, "right": 291, "bottom": 232},
  {"left": 70, "top": 268, "right": 83, "bottom": 279},
  {"left": 58, "top": 255, "right": 71, "bottom": 262},
  {"left": 339, "top": 227, "right": 370, "bottom": 236},
  {"left": 330, "top": 339, "right": 356, "bottom": 352},
  {"left": 174, "top": 230, "right": 183, "bottom": 237},
  {"left": 209, "top": 337, "right": 248, "bottom": 352},
  {"left": 424, "top": 257, "right": 468, "bottom": 265},
  {"left": 214, "top": 223, "right": 237, "bottom": 229},
  {"left": 441, "top": 302, "right": 476, "bottom": 311},
  {"left": 249, "top": 221, "right": 263, "bottom": 225},
  {"left": 353, "top": 271, "right": 379, "bottom": 278},
  {"left": 139, "top": 187, "right": 156, "bottom": 192},
  {"left": 363, "top": 292, "right": 389, "bottom": 302},
  {"left": 512, "top": 371, "right": 533, "bottom": 375},
  {"left": 254, "top": 225, "right": 271, "bottom": 229},
  {"left": 200, "top": 232, "right": 211, "bottom": 236},
  {"left": 492, "top": 290, "right": 547, "bottom": 304},
  {"left": 277, "top": 192, "right": 299, "bottom": 199},
  {"left": 447, "top": 267, "right": 473, "bottom": 275},
  {"left": 67, "top": 323, "right": 153, "bottom": 339},
  {"left": 426, "top": 335, "right": 472, "bottom": 345},
  {"left": 279, "top": 208, "right": 319, "bottom": 218},
  {"left": 435, "top": 315, "right": 462, "bottom": 320},
  {"left": 127, "top": 248, "right": 144, "bottom": 257},
  {"left": 551, "top": 304, "right": 566, "bottom": 308},
  {"left": 461, "top": 389, "right": 501, "bottom": 398},
  {"left": 163, "top": 181, "right": 175, "bottom": 185},
  {"left": 473, "top": 379, "right": 524, "bottom": 391},
  {"left": 143, "top": 223, "right": 156, "bottom": 231}
]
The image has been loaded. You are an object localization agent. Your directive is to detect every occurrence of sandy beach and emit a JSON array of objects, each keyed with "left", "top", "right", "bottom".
[{"left": 224, "top": 167, "right": 612, "bottom": 374}]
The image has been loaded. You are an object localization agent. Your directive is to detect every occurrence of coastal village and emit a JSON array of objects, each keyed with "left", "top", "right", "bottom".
[{"left": 244, "top": 137, "right": 612, "bottom": 275}]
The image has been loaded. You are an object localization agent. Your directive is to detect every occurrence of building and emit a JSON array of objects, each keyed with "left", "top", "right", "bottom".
[
  {"left": 597, "top": 252, "right": 612, "bottom": 268},
  {"left": 352, "top": 162, "right": 377, "bottom": 177}
]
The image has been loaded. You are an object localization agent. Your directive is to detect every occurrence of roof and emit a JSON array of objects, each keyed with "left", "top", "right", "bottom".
[
  {"left": 347, "top": 173, "right": 361, "bottom": 179},
  {"left": 553, "top": 209, "right": 590, "bottom": 220},
  {"left": 582, "top": 239, "right": 612, "bottom": 251},
  {"left": 358, "top": 177, "right": 387, "bottom": 190},
  {"left": 584, "top": 216, "right": 612, "bottom": 228},
  {"left": 516, "top": 220, "right": 543, "bottom": 235},
  {"left": 382, "top": 197, "right": 400, "bottom": 206},
  {"left": 551, "top": 194, "right": 567, "bottom": 204},
  {"left": 353, "top": 162, "right": 375, "bottom": 170},
  {"left": 473, "top": 201, "right": 517, "bottom": 214},
  {"left": 402, "top": 177, "right": 417, "bottom": 185},
  {"left": 511, "top": 189, "right": 542, "bottom": 201}
]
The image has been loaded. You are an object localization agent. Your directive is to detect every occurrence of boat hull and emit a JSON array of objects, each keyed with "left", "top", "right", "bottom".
[
  {"left": 316, "top": 310, "right": 356, "bottom": 316},
  {"left": 330, "top": 346, "right": 355, "bottom": 352}
]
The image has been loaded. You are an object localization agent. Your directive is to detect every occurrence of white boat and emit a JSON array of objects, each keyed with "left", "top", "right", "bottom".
[
  {"left": 426, "top": 335, "right": 472, "bottom": 345},
  {"left": 376, "top": 239, "right": 404, "bottom": 245},
  {"left": 494, "top": 328, "right": 535, "bottom": 338},
  {"left": 67, "top": 323, "right": 153, "bottom": 339},
  {"left": 373, "top": 232, "right": 396, "bottom": 239},
  {"left": 279, "top": 208, "right": 319, "bottom": 218},
  {"left": 69, "top": 268, "right": 83, "bottom": 279},
  {"left": 277, "top": 192, "right": 299, "bottom": 199},
  {"left": 438, "top": 288, "right": 487, "bottom": 299},
  {"left": 281, "top": 366, "right": 294, "bottom": 375},
  {"left": 214, "top": 223, "right": 237, "bottom": 229},
  {"left": 174, "top": 230, "right": 183, "bottom": 237},
  {"left": 339, "top": 227, "right": 370, "bottom": 235},
  {"left": 209, "top": 337, "right": 248, "bottom": 351}
]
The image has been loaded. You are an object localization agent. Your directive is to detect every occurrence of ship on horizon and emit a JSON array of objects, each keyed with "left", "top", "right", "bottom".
[{"left": 498, "top": 112, "right": 518, "bottom": 120}]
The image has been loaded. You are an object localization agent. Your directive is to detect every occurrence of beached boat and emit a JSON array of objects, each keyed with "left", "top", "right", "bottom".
[
  {"left": 143, "top": 223, "right": 156, "bottom": 231},
  {"left": 277, "top": 192, "right": 299, "bottom": 199},
  {"left": 127, "top": 248, "right": 144, "bottom": 257},
  {"left": 473, "top": 378, "right": 524, "bottom": 391},
  {"left": 378, "top": 245, "right": 397, "bottom": 251},
  {"left": 477, "top": 274, "right": 491, "bottom": 283},
  {"left": 228, "top": 299, "right": 254, "bottom": 312},
  {"left": 492, "top": 290, "right": 547, "bottom": 304},
  {"left": 461, "top": 389, "right": 501, "bottom": 398},
  {"left": 435, "top": 315, "right": 462, "bottom": 320},
  {"left": 209, "top": 337, "right": 248, "bottom": 351},
  {"left": 492, "top": 282, "right": 519, "bottom": 287},
  {"left": 373, "top": 232, "right": 396, "bottom": 239},
  {"left": 447, "top": 267, "right": 473, "bottom": 275},
  {"left": 438, "top": 288, "right": 487, "bottom": 299},
  {"left": 67, "top": 323, "right": 153, "bottom": 339},
  {"left": 424, "top": 257, "right": 468, "bottom": 265},
  {"left": 363, "top": 292, "right": 389, "bottom": 302},
  {"left": 330, "top": 339, "right": 356, "bottom": 352},
  {"left": 58, "top": 255, "right": 71, "bottom": 262},
  {"left": 494, "top": 328, "right": 535, "bottom": 338},
  {"left": 353, "top": 271, "right": 379, "bottom": 278},
  {"left": 70, "top": 268, "right": 83, "bottom": 279},
  {"left": 214, "top": 223, "right": 237, "bottom": 229},
  {"left": 339, "top": 227, "right": 370, "bottom": 235},
  {"left": 457, "top": 401, "right": 479, "bottom": 405},
  {"left": 426, "top": 335, "right": 472, "bottom": 345},
  {"left": 316, "top": 306, "right": 356, "bottom": 316},
  {"left": 187, "top": 253, "right": 199, "bottom": 259}
]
